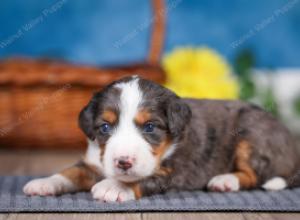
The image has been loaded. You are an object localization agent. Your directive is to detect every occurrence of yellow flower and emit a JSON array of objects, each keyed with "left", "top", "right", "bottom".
[{"left": 162, "top": 47, "right": 239, "bottom": 99}]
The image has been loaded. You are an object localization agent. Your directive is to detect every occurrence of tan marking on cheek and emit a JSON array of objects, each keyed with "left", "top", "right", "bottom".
[
  {"left": 99, "top": 144, "right": 106, "bottom": 161},
  {"left": 152, "top": 138, "right": 173, "bottom": 175},
  {"left": 233, "top": 140, "right": 257, "bottom": 189},
  {"left": 134, "top": 109, "right": 151, "bottom": 125},
  {"left": 155, "top": 167, "right": 173, "bottom": 176},
  {"left": 152, "top": 139, "right": 171, "bottom": 160},
  {"left": 102, "top": 110, "right": 117, "bottom": 124}
]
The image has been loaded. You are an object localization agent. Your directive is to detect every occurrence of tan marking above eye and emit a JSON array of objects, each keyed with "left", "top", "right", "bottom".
[
  {"left": 135, "top": 109, "right": 152, "bottom": 125},
  {"left": 102, "top": 110, "right": 117, "bottom": 124}
]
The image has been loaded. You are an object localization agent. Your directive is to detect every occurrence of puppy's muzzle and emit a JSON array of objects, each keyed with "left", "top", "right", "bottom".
[{"left": 114, "top": 156, "right": 134, "bottom": 171}]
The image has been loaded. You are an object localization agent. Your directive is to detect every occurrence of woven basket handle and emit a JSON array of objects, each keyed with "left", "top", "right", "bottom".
[{"left": 147, "top": 0, "right": 165, "bottom": 65}]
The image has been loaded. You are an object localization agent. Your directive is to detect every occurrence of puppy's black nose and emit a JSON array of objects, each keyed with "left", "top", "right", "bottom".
[{"left": 116, "top": 157, "right": 132, "bottom": 171}]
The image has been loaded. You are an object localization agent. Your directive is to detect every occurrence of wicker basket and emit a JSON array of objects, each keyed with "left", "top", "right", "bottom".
[{"left": 0, "top": 0, "right": 166, "bottom": 149}]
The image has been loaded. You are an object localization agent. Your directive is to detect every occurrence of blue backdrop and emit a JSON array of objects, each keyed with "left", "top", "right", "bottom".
[{"left": 0, "top": 0, "right": 299, "bottom": 67}]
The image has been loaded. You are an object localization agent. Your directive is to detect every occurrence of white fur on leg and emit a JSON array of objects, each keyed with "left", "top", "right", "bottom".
[
  {"left": 91, "top": 179, "right": 135, "bottom": 202},
  {"left": 262, "top": 177, "right": 287, "bottom": 191},
  {"left": 23, "top": 174, "right": 76, "bottom": 196},
  {"left": 84, "top": 138, "right": 103, "bottom": 171},
  {"left": 207, "top": 174, "right": 240, "bottom": 192}
]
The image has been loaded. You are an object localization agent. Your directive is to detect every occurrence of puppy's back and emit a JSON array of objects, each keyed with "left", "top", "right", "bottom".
[{"left": 184, "top": 98, "right": 300, "bottom": 185}]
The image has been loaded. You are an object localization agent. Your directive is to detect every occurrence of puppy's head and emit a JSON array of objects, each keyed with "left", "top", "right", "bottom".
[{"left": 79, "top": 76, "right": 191, "bottom": 182}]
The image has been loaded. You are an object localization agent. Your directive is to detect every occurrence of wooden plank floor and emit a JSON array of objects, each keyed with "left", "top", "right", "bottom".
[
  {"left": 0, "top": 150, "right": 299, "bottom": 220},
  {"left": 0, "top": 213, "right": 299, "bottom": 220}
]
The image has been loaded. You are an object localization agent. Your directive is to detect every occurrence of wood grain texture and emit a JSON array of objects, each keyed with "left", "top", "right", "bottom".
[
  {"left": 1, "top": 213, "right": 299, "bottom": 220},
  {"left": 4, "top": 214, "right": 141, "bottom": 220},
  {"left": 0, "top": 214, "right": 9, "bottom": 220},
  {"left": 0, "top": 150, "right": 82, "bottom": 175},
  {"left": 143, "top": 213, "right": 245, "bottom": 220}
]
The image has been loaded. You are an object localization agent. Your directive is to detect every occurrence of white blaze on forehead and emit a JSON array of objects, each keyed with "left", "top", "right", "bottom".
[
  {"left": 103, "top": 77, "right": 157, "bottom": 181},
  {"left": 115, "top": 78, "right": 143, "bottom": 122},
  {"left": 116, "top": 77, "right": 177, "bottom": 162}
]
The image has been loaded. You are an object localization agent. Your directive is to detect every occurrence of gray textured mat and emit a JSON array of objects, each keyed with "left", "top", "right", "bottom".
[{"left": 0, "top": 176, "right": 300, "bottom": 212}]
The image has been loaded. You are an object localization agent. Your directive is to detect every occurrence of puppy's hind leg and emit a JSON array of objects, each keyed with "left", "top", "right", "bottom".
[
  {"left": 208, "top": 140, "right": 257, "bottom": 192},
  {"left": 262, "top": 177, "right": 287, "bottom": 191},
  {"left": 23, "top": 161, "right": 102, "bottom": 196}
]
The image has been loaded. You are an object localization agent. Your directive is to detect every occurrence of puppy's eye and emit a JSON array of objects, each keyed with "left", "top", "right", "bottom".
[
  {"left": 100, "top": 123, "right": 111, "bottom": 134},
  {"left": 143, "top": 122, "right": 155, "bottom": 133}
]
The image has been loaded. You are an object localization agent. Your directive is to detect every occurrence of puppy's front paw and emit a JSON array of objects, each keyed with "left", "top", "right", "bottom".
[
  {"left": 23, "top": 174, "right": 74, "bottom": 196},
  {"left": 207, "top": 174, "right": 240, "bottom": 192},
  {"left": 91, "top": 179, "right": 135, "bottom": 202}
]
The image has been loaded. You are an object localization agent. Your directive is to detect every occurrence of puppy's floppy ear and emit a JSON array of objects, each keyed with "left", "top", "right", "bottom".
[
  {"left": 78, "top": 99, "right": 96, "bottom": 140},
  {"left": 166, "top": 97, "right": 192, "bottom": 139}
]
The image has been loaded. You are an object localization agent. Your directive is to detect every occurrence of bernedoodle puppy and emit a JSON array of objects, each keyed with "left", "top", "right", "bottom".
[{"left": 23, "top": 76, "right": 300, "bottom": 202}]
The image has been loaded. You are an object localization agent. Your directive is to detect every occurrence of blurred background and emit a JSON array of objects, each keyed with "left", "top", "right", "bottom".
[
  {"left": 1, "top": 0, "right": 300, "bottom": 66},
  {"left": 0, "top": 0, "right": 299, "bottom": 174}
]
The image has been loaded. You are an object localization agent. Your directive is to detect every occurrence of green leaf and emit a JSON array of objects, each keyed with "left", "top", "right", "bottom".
[
  {"left": 262, "top": 89, "right": 278, "bottom": 116},
  {"left": 234, "top": 49, "right": 256, "bottom": 100},
  {"left": 234, "top": 49, "right": 255, "bottom": 77},
  {"left": 294, "top": 96, "right": 300, "bottom": 116},
  {"left": 239, "top": 77, "right": 256, "bottom": 100}
]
